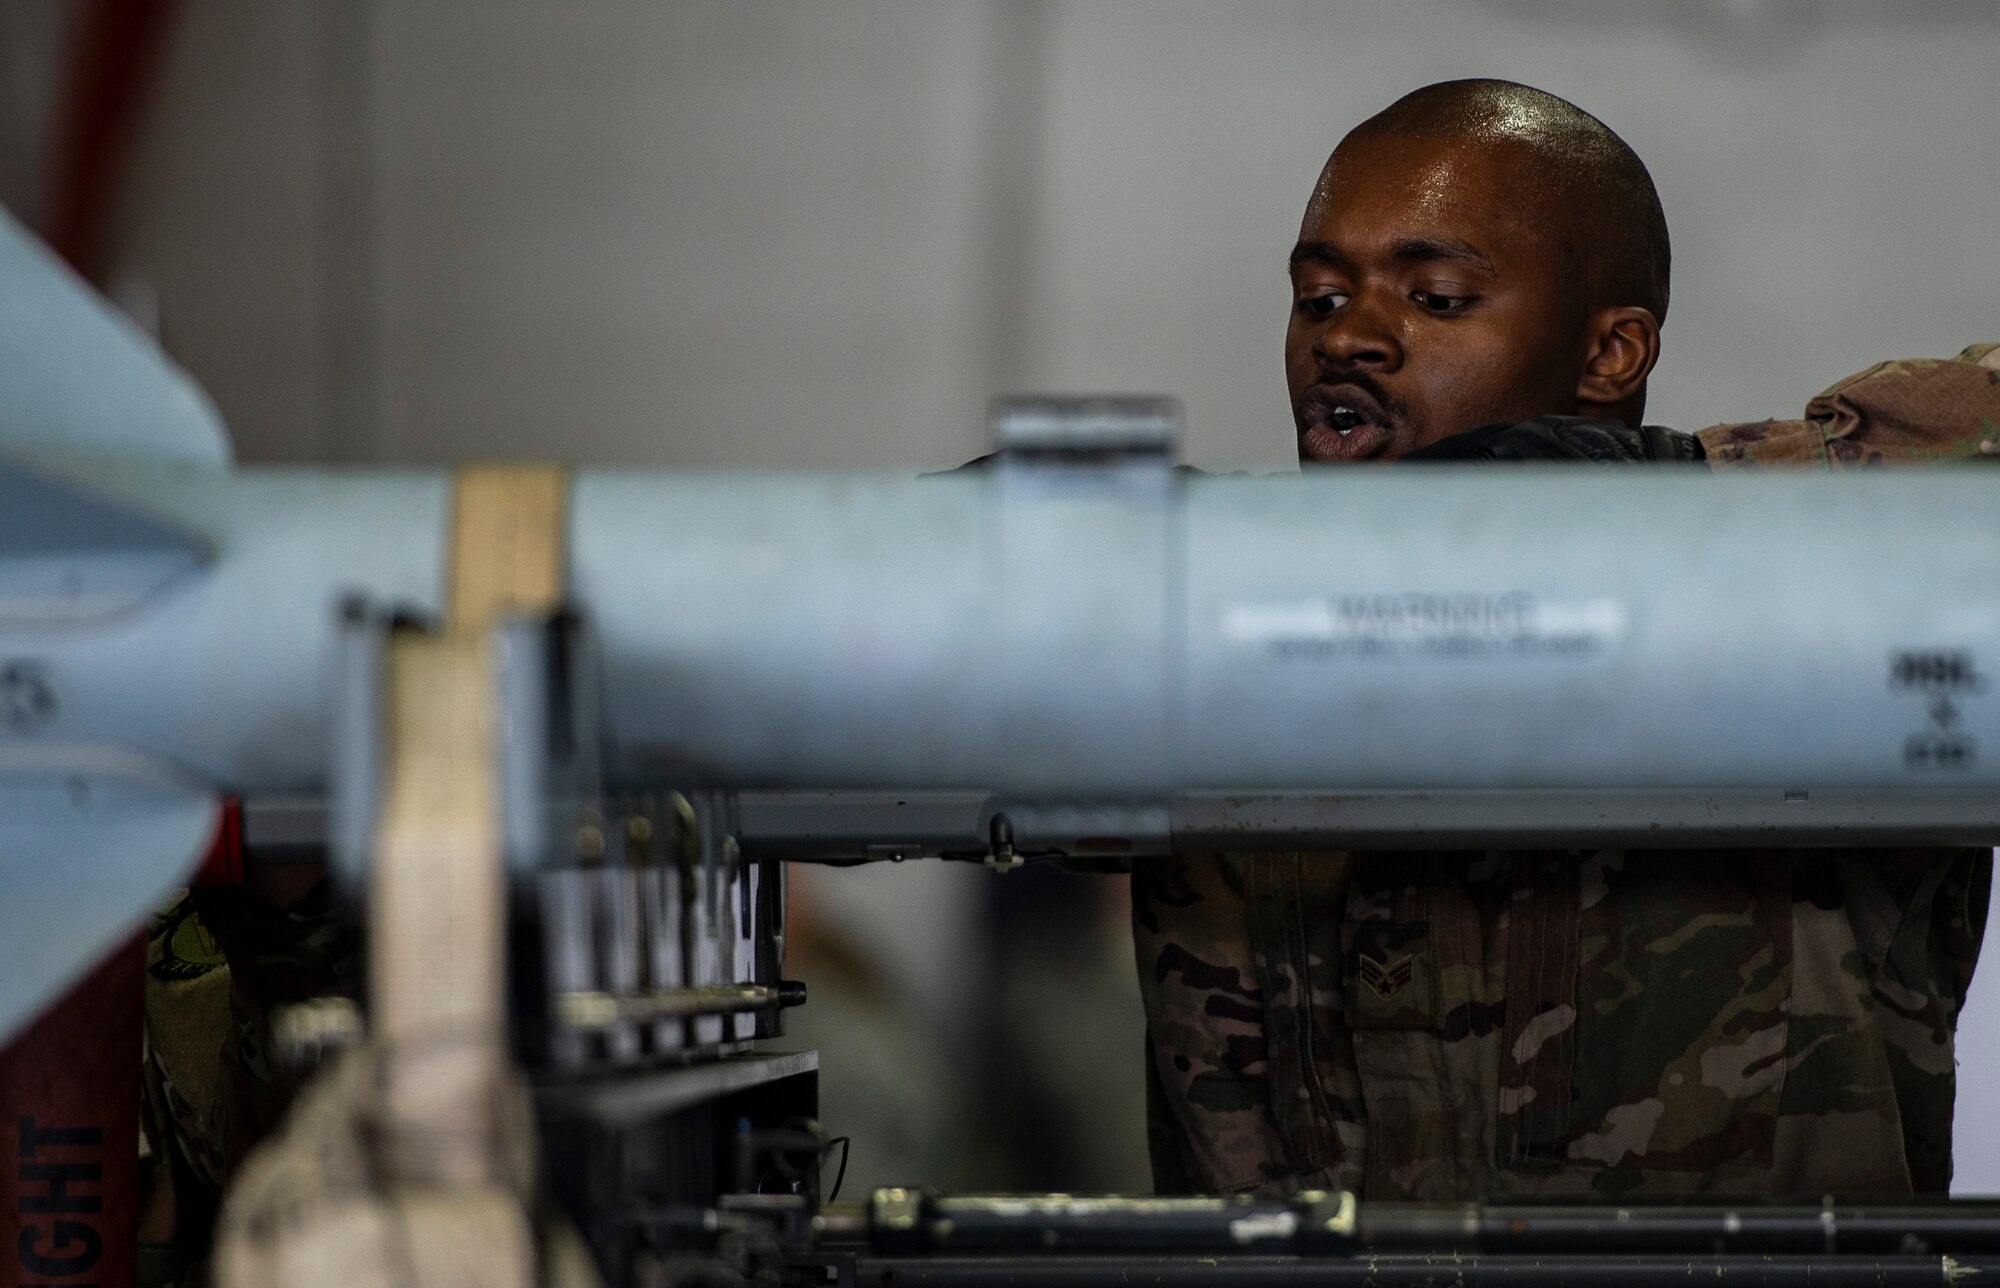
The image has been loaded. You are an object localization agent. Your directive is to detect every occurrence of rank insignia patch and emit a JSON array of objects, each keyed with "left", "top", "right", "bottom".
[
  {"left": 1357, "top": 950, "right": 1415, "bottom": 1000},
  {"left": 1344, "top": 919, "right": 1439, "bottom": 1029}
]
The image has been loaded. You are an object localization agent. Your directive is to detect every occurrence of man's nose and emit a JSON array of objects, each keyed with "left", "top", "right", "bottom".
[{"left": 1313, "top": 293, "right": 1402, "bottom": 371}]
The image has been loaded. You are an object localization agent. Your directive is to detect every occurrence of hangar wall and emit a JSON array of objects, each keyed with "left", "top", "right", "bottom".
[{"left": 59, "top": 0, "right": 2000, "bottom": 475}]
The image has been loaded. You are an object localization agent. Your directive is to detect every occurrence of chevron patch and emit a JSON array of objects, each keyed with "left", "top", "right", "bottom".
[{"left": 1357, "top": 951, "right": 1415, "bottom": 1001}]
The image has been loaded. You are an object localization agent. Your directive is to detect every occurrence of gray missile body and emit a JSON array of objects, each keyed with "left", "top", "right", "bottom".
[
  {"left": 21, "top": 459, "right": 2000, "bottom": 798},
  {"left": 2, "top": 208, "right": 1996, "bottom": 1043}
]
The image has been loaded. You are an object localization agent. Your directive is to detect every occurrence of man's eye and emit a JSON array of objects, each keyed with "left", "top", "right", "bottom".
[
  {"left": 1412, "top": 289, "right": 1475, "bottom": 314},
  {"left": 1298, "top": 291, "right": 1349, "bottom": 319}
]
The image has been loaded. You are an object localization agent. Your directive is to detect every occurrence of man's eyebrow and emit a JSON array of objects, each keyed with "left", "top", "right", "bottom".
[
  {"left": 1287, "top": 236, "right": 1498, "bottom": 275},
  {"left": 1287, "top": 240, "right": 1343, "bottom": 273},
  {"left": 1389, "top": 236, "right": 1496, "bottom": 273}
]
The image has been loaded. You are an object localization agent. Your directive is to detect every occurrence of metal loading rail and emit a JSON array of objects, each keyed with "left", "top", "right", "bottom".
[
  {"left": 782, "top": 1192, "right": 2000, "bottom": 1287},
  {"left": 808, "top": 1257, "right": 1987, "bottom": 1286}
]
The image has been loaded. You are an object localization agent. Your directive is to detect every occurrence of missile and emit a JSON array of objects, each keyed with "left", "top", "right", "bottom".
[{"left": 3, "top": 208, "right": 1998, "bottom": 1042}]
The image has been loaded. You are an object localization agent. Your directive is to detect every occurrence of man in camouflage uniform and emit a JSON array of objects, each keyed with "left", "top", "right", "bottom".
[{"left": 1137, "top": 79, "right": 1998, "bottom": 1200}]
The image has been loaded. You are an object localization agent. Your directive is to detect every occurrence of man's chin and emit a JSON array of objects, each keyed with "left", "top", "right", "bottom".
[{"left": 1299, "top": 422, "right": 1391, "bottom": 463}]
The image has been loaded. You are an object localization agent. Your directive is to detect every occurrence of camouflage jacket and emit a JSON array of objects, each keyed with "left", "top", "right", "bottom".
[
  {"left": 138, "top": 881, "right": 356, "bottom": 1279},
  {"left": 1137, "top": 343, "right": 2000, "bottom": 1200}
]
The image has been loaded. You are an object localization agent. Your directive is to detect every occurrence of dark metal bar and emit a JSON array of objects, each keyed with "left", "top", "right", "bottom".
[
  {"left": 243, "top": 787, "right": 2000, "bottom": 862},
  {"left": 1462, "top": 1203, "right": 2000, "bottom": 1255},
  {"left": 833, "top": 1254, "right": 1989, "bottom": 1287},
  {"left": 852, "top": 1193, "right": 2000, "bottom": 1258}
]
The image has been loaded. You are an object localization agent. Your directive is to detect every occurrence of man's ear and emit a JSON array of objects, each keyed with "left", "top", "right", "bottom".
[{"left": 1575, "top": 307, "right": 1662, "bottom": 416}]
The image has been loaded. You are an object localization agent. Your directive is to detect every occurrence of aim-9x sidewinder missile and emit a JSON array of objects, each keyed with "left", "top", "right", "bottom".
[{"left": 3, "top": 208, "right": 1997, "bottom": 1043}]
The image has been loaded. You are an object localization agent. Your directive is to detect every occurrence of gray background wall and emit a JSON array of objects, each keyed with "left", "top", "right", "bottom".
[
  {"left": 11, "top": 1, "right": 1998, "bottom": 474},
  {"left": 3, "top": 0, "right": 1997, "bottom": 1190}
]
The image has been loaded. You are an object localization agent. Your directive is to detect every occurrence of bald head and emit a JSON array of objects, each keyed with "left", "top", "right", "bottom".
[
  {"left": 1288, "top": 80, "right": 1671, "bottom": 460},
  {"left": 1345, "top": 79, "right": 1670, "bottom": 323}
]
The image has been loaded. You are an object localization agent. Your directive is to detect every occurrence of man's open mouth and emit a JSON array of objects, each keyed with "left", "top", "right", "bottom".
[{"left": 1297, "top": 385, "right": 1394, "bottom": 462}]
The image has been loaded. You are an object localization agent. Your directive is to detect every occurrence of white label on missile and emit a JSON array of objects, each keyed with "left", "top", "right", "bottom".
[{"left": 1221, "top": 592, "right": 1627, "bottom": 661}]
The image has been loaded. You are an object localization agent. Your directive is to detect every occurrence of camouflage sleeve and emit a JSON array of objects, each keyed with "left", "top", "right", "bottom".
[
  {"left": 1845, "top": 848, "right": 1993, "bottom": 1192},
  {"left": 144, "top": 884, "right": 357, "bottom": 1202},
  {"left": 1142, "top": 1031, "right": 1200, "bottom": 1195},
  {"left": 1699, "top": 342, "right": 2000, "bottom": 467},
  {"left": 1130, "top": 853, "right": 1290, "bottom": 1194}
]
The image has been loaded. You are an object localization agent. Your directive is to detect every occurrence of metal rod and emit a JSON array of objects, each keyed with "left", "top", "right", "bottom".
[
  {"left": 829, "top": 1254, "right": 1991, "bottom": 1287},
  {"left": 849, "top": 1192, "right": 2000, "bottom": 1258},
  {"left": 551, "top": 981, "right": 805, "bottom": 1031}
]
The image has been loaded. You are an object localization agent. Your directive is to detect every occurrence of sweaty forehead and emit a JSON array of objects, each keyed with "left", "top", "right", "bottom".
[{"left": 1301, "top": 133, "right": 1571, "bottom": 273}]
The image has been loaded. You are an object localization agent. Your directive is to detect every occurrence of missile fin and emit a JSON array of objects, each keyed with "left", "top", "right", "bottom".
[
  {"left": 0, "top": 206, "right": 231, "bottom": 467},
  {"left": 0, "top": 459, "right": 213, "bottom": 625},
  {"left": 0, "top": 748, "right": 219, "bottom": 1044}
]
